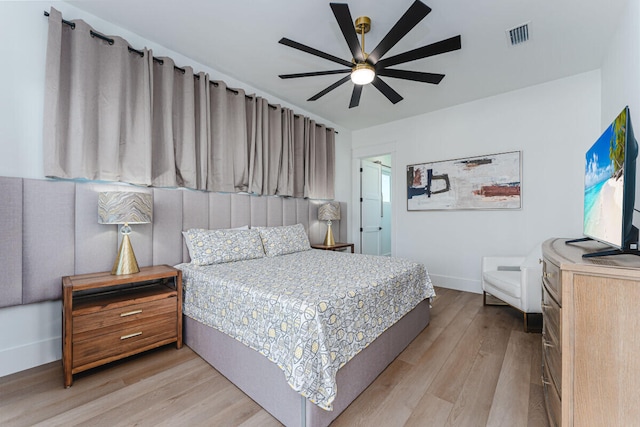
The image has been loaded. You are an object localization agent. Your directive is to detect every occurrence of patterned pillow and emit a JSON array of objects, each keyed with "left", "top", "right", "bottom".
[
  {"left": 183, "top": 228, "right": 265, "bottom": 265},
  {"left": 258, "top": 223, "right": 311, "bottom": 257}
]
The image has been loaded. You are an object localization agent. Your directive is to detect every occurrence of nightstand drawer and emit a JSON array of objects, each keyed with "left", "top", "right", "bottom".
[
  {"left": 73, "top": 314, "right": 177, "bottom": 369},
  {"left": 73, "top": 296, "right": 176, "bottom": 336}
]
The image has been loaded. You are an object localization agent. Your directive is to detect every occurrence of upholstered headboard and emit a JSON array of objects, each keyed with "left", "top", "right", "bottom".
[{"left": 0, "top": 177, "right": 347, "bottom": 308}]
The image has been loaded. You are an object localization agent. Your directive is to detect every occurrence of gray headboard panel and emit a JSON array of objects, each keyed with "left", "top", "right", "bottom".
[
  {"left": 23, "top": 179, "right": 75, "bottom": 303},
  {"left": 0, "top": 177, "right": 347, "bottom": 308},
  {"left": 1, "top": 177, "right": 23, "bottom": 307}
]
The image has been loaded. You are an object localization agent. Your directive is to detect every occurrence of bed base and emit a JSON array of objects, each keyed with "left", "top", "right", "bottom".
[{"left": 184, "top": 299, "right": 430, "bottom": 427}]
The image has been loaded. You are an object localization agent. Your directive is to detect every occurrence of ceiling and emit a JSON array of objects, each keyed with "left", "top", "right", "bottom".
[{"left": 67, "top": 0, "right": 628, "bottom": 131}]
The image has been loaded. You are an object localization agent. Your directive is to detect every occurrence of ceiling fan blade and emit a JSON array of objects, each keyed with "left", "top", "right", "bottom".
[
  {"left": 371, "top": 76, "right": 403, "bottom": 104},
  {"left": 279, "top": 69, "right": 351, "bottom": 79},
  {"left": 377, "top": 69, "right": 445, "bottom": 84},
  {"left": 279, "top": 37, "right": 353, "bottom": 68},
  {"left": 330, "top": 3, "right": 365, "bottom": 63},
  {"left": 349, "top": 84, "right": 363, "bottom": 108},
  {"left": 376, "top": 35, "right": 461, "bottom": 68},
  {"left": 367, "top": 0, "right": 432, "bottom": 64},
  {"left": 308, "top": 75, "right": 352, "bottom": 101}
]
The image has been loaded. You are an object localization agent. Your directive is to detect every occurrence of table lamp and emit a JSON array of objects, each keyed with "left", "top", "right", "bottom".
[
  {"left": 318, "top": 202, "right": 340, "bottom": 246},
  {"left": 98, "top": 191, "right": 153, "bottom": 275}
]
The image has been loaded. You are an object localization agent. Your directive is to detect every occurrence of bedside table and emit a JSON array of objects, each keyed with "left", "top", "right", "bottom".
[
  {"left": 62, "top": 265, "right": 182, "bottom": 387},
  {"left": 311, "top": 242, "right": 355, "bottom": 253}
]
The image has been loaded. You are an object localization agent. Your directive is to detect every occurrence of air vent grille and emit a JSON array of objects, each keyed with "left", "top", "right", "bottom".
[{"left": 507, "top": 23, "right": 530, "bottom": 46}]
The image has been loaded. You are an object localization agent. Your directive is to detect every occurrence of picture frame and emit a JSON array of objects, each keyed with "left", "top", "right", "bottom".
[{"left": 407, "top": 151, "right": 522, "bottom": 211}]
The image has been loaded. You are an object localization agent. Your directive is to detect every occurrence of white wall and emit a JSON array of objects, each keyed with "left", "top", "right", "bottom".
[
  {"left": 0, "top": 1, "right": 351, "bottom": 377},
  {"left": 601, "top": 0, "right": 640, "bottom": 128},
  {"left": 600, "top": 0, "right": 640, "bottom": 230},
  {"left": 352, "top": 71, "right": 602, "bottom": 293}
]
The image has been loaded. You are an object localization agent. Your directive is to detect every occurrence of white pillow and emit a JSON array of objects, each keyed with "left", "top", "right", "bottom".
[
  {"left": 182, "top": 228, "right": 264, "bottom": 265},
  {"left": 258, "top": 223, "right": 311, "bottom": 257}
]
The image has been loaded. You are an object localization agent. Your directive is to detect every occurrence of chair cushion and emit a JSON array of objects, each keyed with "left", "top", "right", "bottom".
[{"left": 483, "top": 270, "right": 522, "bottom": 299}]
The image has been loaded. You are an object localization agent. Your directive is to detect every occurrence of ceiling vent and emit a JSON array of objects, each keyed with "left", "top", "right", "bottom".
[{"left": 507, "top": 22, "right": 530, "bottom": 46}]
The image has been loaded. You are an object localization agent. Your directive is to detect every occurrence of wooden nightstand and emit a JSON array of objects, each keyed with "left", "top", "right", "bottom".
[
  {"left": 62, "top": 265, "right": 182, "bottom": 388},
  {"left": 311, "top": 242, "right": 355, "bottom": 253}
]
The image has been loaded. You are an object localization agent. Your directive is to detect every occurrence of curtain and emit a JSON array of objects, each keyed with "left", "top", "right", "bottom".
[
  {"left": 246, "top": 100, "right": 296, "bottom": 197},
  {"left": 303, "top": 118, "right": 335, "bottom": 200},
  {"left": 194, "top": 72, "right": 211, "bottom": 190},
  {"left": 43, "top": 8, "right": 153, "bottom": 185},
  {"left": 151, "top": 60, "right": 210, "bottom": 190},
  {"left": 43, "top": 8, "right": 335, "bottom": 198},
  {"left": 278, "top": 108, "right": 295, "bottom": 196},
  {"left": 209, "top": 81, "right": 249, "bottom": 193},
  {"left": 246, "top": 96, "right": 268, "bottom": 195},
  {"left": 292, "top": 115, "right": 306, "bottom": 198}
]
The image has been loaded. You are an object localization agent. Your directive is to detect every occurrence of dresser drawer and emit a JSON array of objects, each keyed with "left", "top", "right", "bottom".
[
  {"left": 543, "top": 327, "right": 562, "bottom": 391},
  {"left": 543, "top": 358, "right": 561, "bottom": 427},
  {"left": 542, "top": 283, "right": 561, "bottom": 343},
  {"left": 543, "top": 256, "right": 561, "bottom": 304},
  {"left": 73, "top": 296, "right": 176, "bottom": 337},
  {"left": 73, "top": 314, "right": 177, "bottom": 369}
]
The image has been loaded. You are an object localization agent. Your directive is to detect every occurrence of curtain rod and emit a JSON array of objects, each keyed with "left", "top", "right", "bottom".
[{"left": 43, "top": 11, "right": 337, "bottom": 133}]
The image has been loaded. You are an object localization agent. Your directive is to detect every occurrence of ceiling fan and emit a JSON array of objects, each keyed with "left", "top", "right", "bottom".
[{"left": 278, "top": 1, "right": 462, "bottom": 108}]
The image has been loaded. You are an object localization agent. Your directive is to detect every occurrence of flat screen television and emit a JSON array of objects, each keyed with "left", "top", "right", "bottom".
[{"left": 572, "top": 106, "right": 639, "bottom": 257}]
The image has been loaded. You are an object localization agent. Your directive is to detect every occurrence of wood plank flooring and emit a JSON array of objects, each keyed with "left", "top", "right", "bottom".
[{"left": 0, "top": 287, "right": 548, "bottom": 426}]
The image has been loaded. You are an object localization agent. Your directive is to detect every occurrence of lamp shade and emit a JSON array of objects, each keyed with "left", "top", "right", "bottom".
[
  {"left": 318, "top": 202, "right": 341, "bottom": 221},
  {"left": 350, "top": 63, "right": 375, "bottom": 85},
  {"left": 98, "top": 192, "right": 153, "bottom": 225}
]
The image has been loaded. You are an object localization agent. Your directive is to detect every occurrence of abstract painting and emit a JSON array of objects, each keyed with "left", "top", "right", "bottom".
[{"left": 407, "top": 151, "right": 521, "bottom": 210}]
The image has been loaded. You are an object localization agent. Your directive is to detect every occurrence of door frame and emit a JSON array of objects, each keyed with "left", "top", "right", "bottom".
[{"left": 351, "top": 142, "right": 397, "bottom": 255}]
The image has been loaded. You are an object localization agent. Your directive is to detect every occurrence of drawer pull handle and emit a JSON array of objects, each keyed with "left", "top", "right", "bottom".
[
  {"left": 542, "top": 304, "right": 552, "bottom": 310},
  {"left": 543, "top": 340, "right": 554, "bottom": 348},
  {"left": 120, "top": 332, "right": 142, "bottom": 340},
  {"left": 543, "top": 272, "right": 555, "bottom": 279},
  {"left": 541, "top": 377, "right": 552, "bottom": 386},
  {"left": 120, "top": 309, "right": 143, "bottom": 317}
]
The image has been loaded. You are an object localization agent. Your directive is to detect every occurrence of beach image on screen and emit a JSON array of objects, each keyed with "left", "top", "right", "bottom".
[{"left": 583, "top": 111, "right": 627, "bottom": 247}]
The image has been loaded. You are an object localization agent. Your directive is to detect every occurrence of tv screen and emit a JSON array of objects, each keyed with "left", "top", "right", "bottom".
[{"left": 582, "top": 106, "right": 638, "bottom": 256}]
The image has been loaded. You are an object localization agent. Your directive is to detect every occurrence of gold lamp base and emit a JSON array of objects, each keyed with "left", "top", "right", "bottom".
[
  {"left": 323, "top": 221, "right": 336, "bottom": 246},
  {"left": 111, "top": 233, "right": 140, "bottom": 275}
]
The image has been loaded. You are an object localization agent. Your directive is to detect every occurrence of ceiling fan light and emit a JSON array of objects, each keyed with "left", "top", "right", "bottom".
[{"left": 351, "top": 63, "right": 375, "bottom": 85}]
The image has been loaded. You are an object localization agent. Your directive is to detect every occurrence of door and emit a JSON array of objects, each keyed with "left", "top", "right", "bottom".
[
  {"left": 380, "top": 166, "right": 392, "bottom": 256},
  {"left": 361, "top": 160, "right": 382, "bottom": 255}
]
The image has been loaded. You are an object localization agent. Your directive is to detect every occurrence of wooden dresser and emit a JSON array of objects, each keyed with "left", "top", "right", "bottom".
[
  {"left": 542, "top": 238, "right": 640, "bottom": 426},
  {"left": 62, "top": 265, "right": 182, "bottom": 387}
]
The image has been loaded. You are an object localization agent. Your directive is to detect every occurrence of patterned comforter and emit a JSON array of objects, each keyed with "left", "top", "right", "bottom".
[{"left": 177, "top": 249, "right": 435, "bottom": 410}]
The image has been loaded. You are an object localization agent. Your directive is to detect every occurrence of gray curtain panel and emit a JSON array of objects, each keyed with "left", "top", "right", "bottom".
[
  {"left": 194, "top": 71, "right": 211, "bottom": 190},
  {"left": 278, "top": 108, "right": 295, "bottom": 197},
  {"left": 209, "top": 81, "right": 249, "bottom": 193},
  {"left": 302, "top": 118, "right": 335, "bottom": 200},
  {"left": 43, "top": 7, "right": 335, "bottom": 199},
  {"left": 152, "top": 57, "right": 199, "bottom": 188},
  {"left": 293, "top": 116, "right": 306, "bottom": 198},
  {"left": 246, "top": 95, "right": 268, "bottom": 195},
  {"left": 43, "top": 8, "right": 153, "bottom": 185}
]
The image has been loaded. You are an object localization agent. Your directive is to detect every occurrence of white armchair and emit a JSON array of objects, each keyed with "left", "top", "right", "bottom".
[{"left": 482, "top": 246, "right": 542, "bottom": 332}]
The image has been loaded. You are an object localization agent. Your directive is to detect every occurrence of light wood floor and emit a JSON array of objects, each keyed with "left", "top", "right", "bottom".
[{"left": 0, "top": 287, "right": 548, "bottom": 427}]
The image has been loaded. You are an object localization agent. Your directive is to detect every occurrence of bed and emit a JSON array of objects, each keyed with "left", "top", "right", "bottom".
[{"left": 177, "top": 224, "right": 435, "bottom": 427}]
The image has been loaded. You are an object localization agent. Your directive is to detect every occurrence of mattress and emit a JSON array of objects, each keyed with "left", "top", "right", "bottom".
[{"left": 177, "top": 249, "right": 434, "bottom": 410}]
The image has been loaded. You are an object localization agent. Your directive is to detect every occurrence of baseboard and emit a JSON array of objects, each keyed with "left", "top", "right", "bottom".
[
  {"left": 429, "top": 273, "right": 482, "bottom": 294},
  {"left": 0, "top": 337, "right": 61, "bottom": 378}
]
